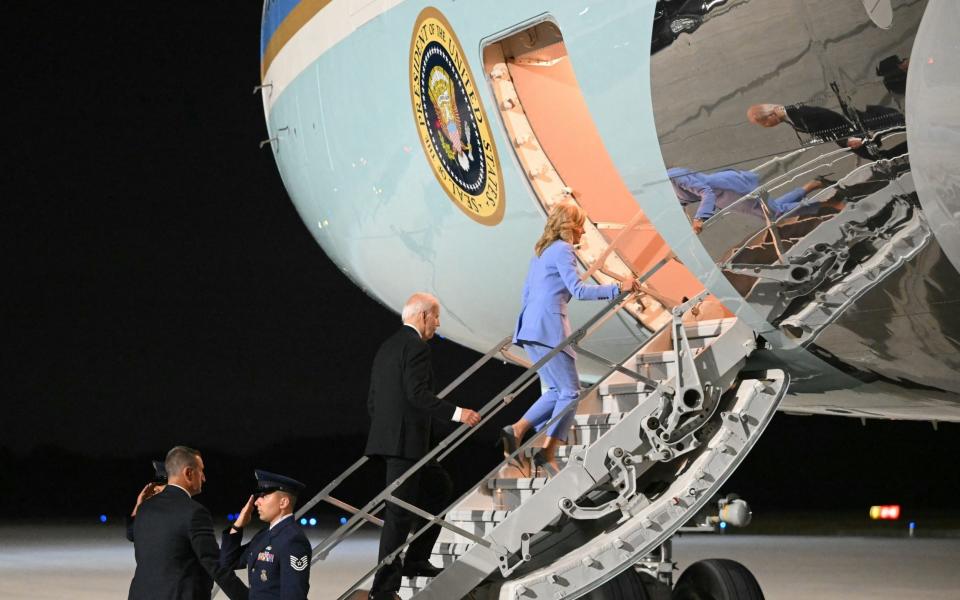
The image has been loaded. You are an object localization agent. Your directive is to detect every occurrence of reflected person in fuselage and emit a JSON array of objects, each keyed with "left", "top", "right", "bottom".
[
  {"left": 501, "top": 202, "right": 637, "bottom": 476},
  {"left": 747, "top": 102, "right": 907, "bottom": 160},
  {"left": 668, "top": 167, "right": 829, "bottom": 233}
]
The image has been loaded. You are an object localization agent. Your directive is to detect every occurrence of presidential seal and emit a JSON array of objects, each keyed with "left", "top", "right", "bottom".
[{"left": 410, "top": 7, "right": 505, "bottom": 225}]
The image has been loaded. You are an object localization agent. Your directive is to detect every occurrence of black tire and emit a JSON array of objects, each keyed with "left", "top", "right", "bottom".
[
  {"left": 672, "top": 559, "right": 764, "bottom": 600},
  {"left": 583, "top": 567, "right": 651, "bottom": 600},
  {"left": 638, "top": 572, "right": 673, "bottom": 600}
]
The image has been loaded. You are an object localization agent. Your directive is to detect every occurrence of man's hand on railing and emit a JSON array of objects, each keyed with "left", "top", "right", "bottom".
[
  {"left": 458, "top": 408, "right": 481, "bottom": 427},
  {"left": 622, "top": 276, "right": 639, "bottom": 293}
]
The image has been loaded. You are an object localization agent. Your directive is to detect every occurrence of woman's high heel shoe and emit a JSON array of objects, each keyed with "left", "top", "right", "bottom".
[
  {"left": 531, "top": 449, "right": 560, "bottom": 478},
  {"left": 497, "top": 426, "right": 520, "bottom": 459},
  {"left": 497, "top": 426, "right": 529, "bottom": 476}
]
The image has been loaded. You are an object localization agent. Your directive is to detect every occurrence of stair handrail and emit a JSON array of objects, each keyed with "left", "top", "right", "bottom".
[
  {"left": 305, "top": 256, "right": 672, "bottom": 569},
  {"left": 292, "top": 333, "right": 516, "bottom": 521},
  {"left": 331, "top": 303, "right": 680, "bottom": 600},
  {"left": 310, "top": 290, "right": 633, "bottom": 562}
]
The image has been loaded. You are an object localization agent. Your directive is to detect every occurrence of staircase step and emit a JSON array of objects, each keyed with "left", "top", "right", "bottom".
[
  {"left": 446, "top": 509, "right": 511, "bottom": 522},
  {"left": 442, "top": 509, "right": 512, "bottom": 538},
  {"left": 569, "top": 412, "right": 625, "bottom": 445},
  {"left": 637, "top": 350, "right": 676, "bottom": 365},
  {"left": 399, "top": 576, "right": 431, "bottom": 600},
  {"left": 599, "top": 382, "right": 653, "bottom": 413},
  {"left": 521, "top": 444, "right": 584, "bottom": 459},
  {"left": 599, "top": 381, "right": 648, "bottom": 395},
  {"left": 486, "top": 476, "right": 549, "bottom": 490},
  {"left": 484, "top": 476, "right": 549, "bottom": 511},
  {"left": 634, "top": 351, "right": 676, "bottom": 382},
  {"left": 433, "top": 541, "right": 473, "bottom": 565}
]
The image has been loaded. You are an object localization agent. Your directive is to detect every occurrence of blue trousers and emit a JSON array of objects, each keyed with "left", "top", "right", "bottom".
[
  {"left": 521, "top": 343, "right": 581, "bottom": 441},
  {"left": 769, "top": 186, "right": 807, "bottom": 216}
]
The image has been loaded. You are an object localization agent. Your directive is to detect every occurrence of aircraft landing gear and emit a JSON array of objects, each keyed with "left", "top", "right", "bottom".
[
  {"left": 582, "top": 568, "right": 652, "bottom": 600},
  {"left": 672, "top": 559, "right": 764, "bottom": 600}
]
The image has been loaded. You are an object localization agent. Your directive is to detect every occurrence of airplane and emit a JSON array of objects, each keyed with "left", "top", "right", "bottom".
[{"left": 253, "top": 0, "right": 959, "bottom": 598}]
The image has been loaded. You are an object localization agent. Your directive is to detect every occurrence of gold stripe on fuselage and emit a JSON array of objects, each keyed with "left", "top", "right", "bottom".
[{"left": 261, "top": 0, "right": 334, "bottom": 80}]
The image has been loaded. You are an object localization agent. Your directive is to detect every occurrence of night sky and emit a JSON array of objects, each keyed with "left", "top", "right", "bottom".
[
  {"left": 3, "top": 3, "right": 958, "bottom": 517},
  {"left": 5, "top": 3, "right": 414, "bottom": 458}
]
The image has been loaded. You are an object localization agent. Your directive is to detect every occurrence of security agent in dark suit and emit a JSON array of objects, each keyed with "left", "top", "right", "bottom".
[
  {"left": 128, "top": 446, "right": 249, "bottom": 600},
  {"left": 366, "top": 293, "right": 481, "bottom": 600},
  {"left": 220, "top": 470, "right": 311, "bottom": 600}
]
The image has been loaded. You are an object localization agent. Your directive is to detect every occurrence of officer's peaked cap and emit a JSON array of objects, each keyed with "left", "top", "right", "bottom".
[{"left": 254, "top": 469, "right": 306, "bottom": 496}]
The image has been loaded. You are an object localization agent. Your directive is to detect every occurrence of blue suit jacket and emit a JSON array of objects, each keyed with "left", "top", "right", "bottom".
[
  {"left": 667, "top": 167, "right": 760, "bottom": 221},
  {"left": 513, "top": 240, "right": 620, "bottom": 357}
]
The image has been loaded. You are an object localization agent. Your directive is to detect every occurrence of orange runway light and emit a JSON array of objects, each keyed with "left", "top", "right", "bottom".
[{"left": 869, "top": 505, "right": 901, "bottom": 520}]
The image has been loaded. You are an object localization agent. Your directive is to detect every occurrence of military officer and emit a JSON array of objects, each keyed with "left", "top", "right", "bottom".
[{"left": 220, "top": 470, "right": 311, "bottom": 600}]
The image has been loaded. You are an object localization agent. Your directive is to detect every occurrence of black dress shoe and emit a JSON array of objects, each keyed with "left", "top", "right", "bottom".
[
  {"left": 401, "top": 560, "right": 443, "bottom": 578},
  {"left": 815, "top": 174, "right": 839, "bottom": 187}
]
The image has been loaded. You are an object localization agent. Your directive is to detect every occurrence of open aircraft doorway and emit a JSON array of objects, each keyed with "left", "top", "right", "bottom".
[{"left": 482, "top": 18, "right": 733, "bottom": 357}]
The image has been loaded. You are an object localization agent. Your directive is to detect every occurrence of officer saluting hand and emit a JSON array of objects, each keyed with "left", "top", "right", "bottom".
[{"left": 220, "top": 471, "right": 311, "bottom": 600}]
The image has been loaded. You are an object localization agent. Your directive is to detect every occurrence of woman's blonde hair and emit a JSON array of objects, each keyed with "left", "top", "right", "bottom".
[{"left": 534, "top": 202, "right": 586, "bottom": 257}]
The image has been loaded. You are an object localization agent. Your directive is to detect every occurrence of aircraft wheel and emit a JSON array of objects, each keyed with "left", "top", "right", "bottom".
[
  {"left": 672, "top": 559, "right": 763, "bottom": 600},
  {"left": 638, "top": 572, "right": 673, "bottom": 600},
  {"left": 582, "top": 567, "right": 650, "bottom": 600}
]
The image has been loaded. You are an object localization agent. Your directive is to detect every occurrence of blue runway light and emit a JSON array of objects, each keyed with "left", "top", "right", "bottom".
[
  {"left": 300, "top": 518, "right": 308, "bottom": 526},
  {"left": 99, "top": 514, "right": 108, "bottom": 523},
  {"left": 719, "top": 521, "right": 727, "bottom": 529},
  {"left": 309, "top": 518, "right": 318, "bottom": 527},
  {"left": 340, "top": 516, "right": 348, "bottom": 525}
]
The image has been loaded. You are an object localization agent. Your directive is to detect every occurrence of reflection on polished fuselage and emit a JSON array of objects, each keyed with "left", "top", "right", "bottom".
[
  {"left": 258, "top": 0, "right": 960, "bottom": 421},
  {"left": 651, "top": 0, "right": 960, "bottom": 402}
]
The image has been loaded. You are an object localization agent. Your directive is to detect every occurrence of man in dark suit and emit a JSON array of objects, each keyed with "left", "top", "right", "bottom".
[
  {"left": 220, "top": 470, "right": 312, "bottom": 600},
  {"left": 366, "top": 293, "right": 481, "bottom": 600},
  {"left": 128, "top": 445, "right": 249, "bottom": 600},
  {"left": 747, "top": 102, "right": 906, "bottom": 160}
]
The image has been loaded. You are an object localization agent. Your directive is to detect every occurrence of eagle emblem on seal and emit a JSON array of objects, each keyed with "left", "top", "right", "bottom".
[
  {"left": 409, "top": 7, "right": 505, "bottom": 225},
  {"left": 428, "top": 66, "right": 474, "bottom": 171}
]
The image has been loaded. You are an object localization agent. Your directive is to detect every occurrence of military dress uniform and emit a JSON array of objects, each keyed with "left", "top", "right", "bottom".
[{"left": 220, "top": 471, "right": 311, "bottom": 600}]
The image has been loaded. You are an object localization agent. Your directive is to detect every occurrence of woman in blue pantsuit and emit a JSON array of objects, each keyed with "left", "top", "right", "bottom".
[{"left": 501, "top": 202, "right": 636, "bottom": 475}]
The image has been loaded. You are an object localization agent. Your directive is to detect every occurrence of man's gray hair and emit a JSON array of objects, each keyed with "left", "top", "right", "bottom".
[
  {"left": 165, "top": 445, "right": 201, "bottom": 477},
  {"left": 401, "top": 293, "right": 439, "bottom": 323}
]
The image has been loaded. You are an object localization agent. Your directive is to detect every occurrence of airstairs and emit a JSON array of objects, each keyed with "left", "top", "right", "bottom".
[{"left": 296, "top": 284, "right": 790, "bottom": 600}]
